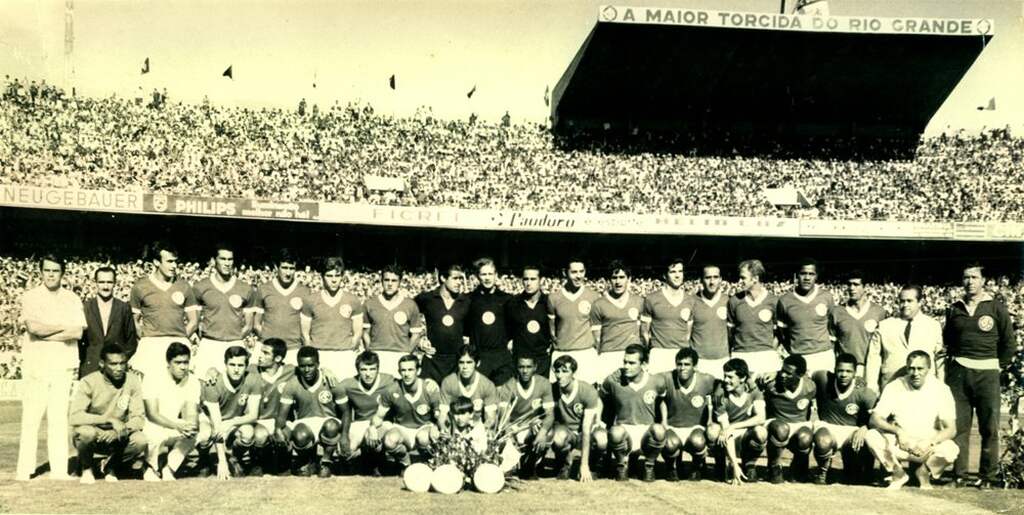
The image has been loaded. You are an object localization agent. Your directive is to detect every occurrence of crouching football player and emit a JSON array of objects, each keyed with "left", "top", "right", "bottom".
[
  {"left": 708, "top": 358, "right": 767, "bottom": 485},
  {"left": 811, "top": 353, "right": 877, "bottom": 485},
  {"left": 550, "top": 355, "right": 605, "bottom": 482},
  {"left": 376, "top": 354, "right": 442, "bottom": 468},
  {"left": 198, "top": 346, "right": 263, "bottom": 479},
  {"left": 498, "top": 355, "right": 555, "bottom": 479},
  {"left": 338, "top": 351, "right": 394, "bottom": 474},
  {"left": 763, "top": 355, "right": 816, "bottom": 484},
  {"left": 659, "top": 348, "right": 715, "bottom": 481},
  {"left": 600, "top": 344, "right": 669, "bottom": 482},
  {"left": 142, "top": 342, "right": 201, "bottom": 481}
]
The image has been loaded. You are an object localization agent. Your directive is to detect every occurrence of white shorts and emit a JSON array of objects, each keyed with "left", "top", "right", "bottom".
[
  {"left": 732, "top": 350, "right": 782, "bottom": 377},
  {"left": 668, "top": 425, "right": 703, "bottom": 443},
  {"left": 596, "top": 351, "right": 625, "bottom": 383},
  {"left": 255, "top": 418, "right": 276, "bottom": 434},
  {"left": 131, "top": 336, "right": 189, "bottom": 378},
  {"left": 287, "top": 416, "right": 340, "bottom": 438},
  {"left": 317, "top": 349, "right": 358, "bottom": 380},
  {"left": 284, "top": 349, "right": 300, "bottom": 366},
  {"left": 551, "top": 348, "right": 601, "bottom": 384},
  {"left": 348, "top": 419, "right": 373, "bottom": 452},
  {"left": 143, "top": 421, "right": 193, "bottom": 449},
  {"left": 648, "top": 348, "right": 682, "bottom": 375},
  {"left": 370, "top": 350, "right": 407, "bottom": 377},
  {"left": 695, "top": 357, "right": 728, "bottom": 380},
  {"left": 621, "top": 423, "right": 651, "bottom": 452},
  {"left": 193, "top": 338, "right": 246, "bottom": 376},
  {"left": 800, "top": 349, "right": 835, "bottom": 375},
  {"left": 813, "top": 422, "right": 860, "bottom": 448},
  {"left": 870, "top": 432, "right": 959, "bottom": 468},
  {"left": 765, "top": 419, "right": 813, "bottom": 443},
  {"left": 391, "top": 424, "right": 433, "bottom": 448}
]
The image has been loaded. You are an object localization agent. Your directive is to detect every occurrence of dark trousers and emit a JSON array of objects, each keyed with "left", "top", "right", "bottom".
[
  {"left": 479, "top": 349, "right": 515, "bottom": 386},
  {"left": 420, "top": 353, "right": 459, "bottom": 384},
  {"left": 945, "top": 360, "right": 1001, "bottom": 481}
]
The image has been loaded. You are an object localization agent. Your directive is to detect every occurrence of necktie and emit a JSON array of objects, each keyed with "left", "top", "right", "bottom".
[{"left": 904, "top": 318, "right": 912, "bottom": 343}]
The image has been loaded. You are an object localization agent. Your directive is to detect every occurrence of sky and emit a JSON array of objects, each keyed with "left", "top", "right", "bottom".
[{"left": 0, "top": 0, "right": 1021, "bottom": 134}]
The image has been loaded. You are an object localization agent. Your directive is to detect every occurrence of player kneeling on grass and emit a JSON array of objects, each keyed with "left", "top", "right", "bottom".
[
  {"left": 70, "top": 343, "right": 148, "bottom": 484},
  {"left": 198, "top": 345, "right": 263, "bottom": 479},
  {"left": 707, "top": 358, "right": 767, "bottom": 485},
  {"left": 811, "top": 352, "right": 877, "bottom": 485},
  {"left": 339, "top": 351, "right": 394, "bottom": 475},
  {"left": 550, "top": 355, "right": 605, "bottom": 482},
  {"left": 142, "top": 342, "right": 201, "bottom": 481},
  {"left": 864, "top": 351, "right": 958, "bottom": 490},
  {"left": 763, "top": 355, "right": 817, "bottom": 484},
  {"left": 659, "top": 348, "right": 715, "bottom": 482},
  {"left": 497, "top": 355, "right": 555, "bottom": 479},
  {"left": 600, "top": 344, "right": 669, "bottom": 482},
  {"left": 376, "top": 354, "right": 442, "bottom": 468},
  {"left": 275, "top": 346, "right": 350, "bottom": 478}
]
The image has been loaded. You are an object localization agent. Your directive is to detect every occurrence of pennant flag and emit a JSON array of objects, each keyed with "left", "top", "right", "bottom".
[
  {"left": 389, "top": 74, "right": 396, "bottom": 90},
  {"left": 543, "top": 85, "right": 550, "bottom": 106},
  {"left": 140, "top": 57, "right": 150, "bottom": 75},
  {"left": 312, "top": 71, "right": 317, "bottom": 89},
  {"left": 466, "top": 85, "right": 476, "bottom": 99},
  {"left": 222, "top": 65, "right": 233, "bottom": 79},
  {"left": 976, "top": 97, "right": 996, "bottom": 111}
]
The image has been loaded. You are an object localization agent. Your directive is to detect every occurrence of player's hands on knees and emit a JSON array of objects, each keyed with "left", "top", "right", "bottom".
[
  {"left": 532, "top": 433, "right": 550, "bottom": 453},
  {"left": 176, "top": 419, "right": 197, "bottom": 437},
  {"left": 108, "top": 418, "right": 126, "bottom": 437},
  {"left": 850, "top": 427, "right": 867, "bottom": 451},
  {"left": 365, "top": 426, "right": 381, "bottom": 448},
  {"left": 96, "top": 429, "right": 116, "bottom": 444}
]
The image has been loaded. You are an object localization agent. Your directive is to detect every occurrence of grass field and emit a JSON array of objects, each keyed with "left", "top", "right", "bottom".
[{"left": 0, "top": 402, "right": 1021, "bottom": 514}]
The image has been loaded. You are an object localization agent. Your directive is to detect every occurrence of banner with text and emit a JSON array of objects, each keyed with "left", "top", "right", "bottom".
[
  {"left": 142, "top": 193, "right": 319, "bottom": 221},
  {"left": 597, "top": 5, "right": 994, "bottom": 36},
  {"left": 0, "top": 184, "right": 143, "bottom": 213}
]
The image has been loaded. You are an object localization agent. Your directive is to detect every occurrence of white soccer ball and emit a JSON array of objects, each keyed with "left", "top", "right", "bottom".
[
  {"left": 402, "top": 463, "right": 432, "bottom": 493},
  {"left": 472, "top": 464, "right": 505, "bottom": 494},
  {"left": 431, "top": 464, "right": 464, "bottom": 494}
]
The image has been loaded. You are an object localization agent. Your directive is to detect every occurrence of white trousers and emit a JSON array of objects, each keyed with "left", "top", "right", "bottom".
[{"left": 17, "top": 369, "right": 74, "bottom": 479}]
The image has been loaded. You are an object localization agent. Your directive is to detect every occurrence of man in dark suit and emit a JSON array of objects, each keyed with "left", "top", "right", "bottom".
[{"left": 79, "top": 266, "right": 138, "bottom": 378}]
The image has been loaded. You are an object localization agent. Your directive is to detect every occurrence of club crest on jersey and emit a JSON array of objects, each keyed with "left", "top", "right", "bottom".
[
  {"left": 578, "top": 301, "right": 592, "bottom": 315},
  {"left": 527, "top": 320, "right": 540, "bottom": 334},
  {"left": 690, "top": 395, "right": 705, "bottom": 408},
  {"left": 978, "top": 315, "right": 994, "bottom": 332},
  {"left": 238, "top": 394, "right": 248, "bottom": 406},
  {"left": 339, "top": 304, "right": 353, "bottom": 318},
  {"left": 572, "top": 402, "right": 584, "bottom": 415},
  {"left": 716, "top": 306, "right": 727, "bottom": 320},
  {"left": 229, "top": 294, "right": 243, "bottom": 309},
  {"left": 289, "top": 297, "right": 303, "bottom": 310},
  {"left": 318, "top": 390, "right": 333, "bottom": 404},
  {"left": 796, "top": 398, "right": 810, "bottom": 410},
  {"left": 482, "top": 311, "right": 496, "bottom": 325},
  {"left": 472, "top": 398, "right": 484, "bottom": 411},
  {"left": 758, "top": 309, "right": 772, "bottom": 323},
  {"left": 531, "top": 398, "right": 543, "bottom": 409},
  {"left": 643, "top": 390, "right": 657, "bottom": 405},
  {"left": 416, "top": 403, "right": 430, "bottom": 416},
  {"left": 116, "top": 394, "right": 130, "bottom": 410},
  {"left": 393, "top": 311, "right": 409, "bottom": 325},
  {"left": 277, "top": 383, "right": 287, "bottom": 394},
  {"left": 679, "top": 308, "right": 691, "bottom": 321},
  {"left": 814, "top": 303, "right": 828, "bottom": 317},
  {"left": 845, "top": 403, "right": 859, "bottom": 415},
  {"left": 442, "top": 315, "right": 455, "bottom": 327},
  {"left": 628, "top": 308, "right": 639, "bottom": 321},
  {"left": 864, "top": 319, "right": 878, "bottom": 332},
  {"left": 171, "top": 291, "right": 185, "bottom": 306}
]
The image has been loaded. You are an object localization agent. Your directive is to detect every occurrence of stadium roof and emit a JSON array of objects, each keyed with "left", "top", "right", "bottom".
[{"left": 552, "top": 6, "right": 993, "bottom": 154}]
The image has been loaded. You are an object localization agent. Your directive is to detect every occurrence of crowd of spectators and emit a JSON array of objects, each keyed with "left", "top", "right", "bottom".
[
  {"left": 2, "top": 255, "right": 1022, "bottom": 402},
  {"left": 2, "top": 78, "right": 1023, "bottom": 222}
]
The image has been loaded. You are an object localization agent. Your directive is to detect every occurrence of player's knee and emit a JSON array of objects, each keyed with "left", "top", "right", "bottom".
[
  {"left": 382, "top": 429, "right": 404, "bottom": 451},
  {"left": 813, "top": 428, "right": 835, "bottom": 456},
  {"left": 663, "top": 433, "right": 682, "bottom": 458},
  {"left": 768, "top": 420, "right": 791, "bottom": 447},
  {"left": 418, "top": 427, "right": 438, "bottom": 450},
  {"left": 550, "top": 426, "right": 570, "bottom": 450},
  {"left": 319, "top": 419, "right": 342, "bottom": 446},
  {"left": 647, "top": 424, "right": 666, "bottom": 444},
  {"left": 608, "top": 425, "right": 628, "bottom": 444},
  {"left": 752, "top": 425, "right": 768, "bottom": 443},
  {"left": 291, "top": 424, "right": 316, "bottom": 451},
  {"left": 253, "top": 425, "right": 271, "bottom": 448},
  {"left": 234, "top": 425, "right": 255, "bottom": 448},
  {"left": 706, "top": 423, "right": 722, "bottom": 444},
  {"left": 687, "top": 428, "right": 708, "bottom": 455},
  {"left": 74, "top": 425, "right": 98, "bottom": 445},
  {"left": 592, "top": 427, "right": 609, "bottom": 451},
  {"left": 792, "top": 427, "right": 813, "bottom": 453}
]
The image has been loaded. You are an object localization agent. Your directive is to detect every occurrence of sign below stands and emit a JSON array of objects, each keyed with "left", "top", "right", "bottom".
[
  {"left": 798, "top": 219, "right": 955, "bottom": 240},
  {"left": 977, "top": 222, "right": 1024, "bottom": 242},
  {"left": 142, "top": 193, "right": 319, "bottom": 221},
  {"left": 598, "top": 5, "right": 994, "bottom": 36},
  {"left": 0, "top": 184, "right": 143, "bottom": 213}
]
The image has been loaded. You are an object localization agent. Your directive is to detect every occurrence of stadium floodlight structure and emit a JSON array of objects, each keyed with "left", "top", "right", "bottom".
[{"left": 552, "top": 5, "right": 994, "bottom": 157}]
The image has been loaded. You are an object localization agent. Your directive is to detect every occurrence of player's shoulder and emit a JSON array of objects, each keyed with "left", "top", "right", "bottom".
[
  {"left": 338, "top": 376, "right": 360, "bottom": 390},
  {"left": 440, "top": 373, "right": 459, "bottom": 390},
  {"left": 603, "top": 369, "right": 623, "bottom": 386},
  {"left": 802, "top": 376, "right": 817, "bottom": 394},
  {"left": 810, "top": 369, "right": 831, "bottom": 386},
  {"left": 379, "top": 373, "right": 397, "bottom": 386},
  {"left": 695, "top": 371, "right": 716, "bottom": 389},
  {"left": 422, "top": 378, "right": 441, "bottom": 393}
]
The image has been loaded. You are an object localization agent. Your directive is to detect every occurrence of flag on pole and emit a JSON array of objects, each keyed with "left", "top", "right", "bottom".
[
  {"left": 389, "top": 74, "right": 396, "bottom": 90},
  {"left": 140, "top": 57, "right": 150, "bottom": 75},
  {"left": 466, "top": 85, "right": 476, "bottom": 99},
  {"left": 977, "top": 97, "right": 996, "bottom": 111},
  {"left": 222, "top": 65, "right": 233, "bottom": 79}
]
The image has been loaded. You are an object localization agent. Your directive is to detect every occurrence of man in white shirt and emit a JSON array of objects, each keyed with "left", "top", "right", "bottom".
[
  {"left": 864, "top": 350, "right": 958, "bottom": 490},
  {"left": 17, "top": 255, "right": 86, "bottom": 481},
  {"left": 865, "top": 285, "right": 944, "bottom": 393},
  {"left": 142, "top": 342, "right": 201, "bottom": 481}
]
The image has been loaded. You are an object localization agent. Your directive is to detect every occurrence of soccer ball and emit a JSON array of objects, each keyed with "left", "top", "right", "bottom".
[
  {"left": 472, "top": 463, "right": 504, "bottom": 494},
  {"left": 431, "top": 464, "right": 464, "bottom": 494},
  {"left": 402, "top": 463, "right": 432, "bottom": 493}
]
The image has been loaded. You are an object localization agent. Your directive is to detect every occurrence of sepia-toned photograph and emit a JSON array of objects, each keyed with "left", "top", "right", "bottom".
[{"left": 0, "top": 0, "right": 1022, "bottom": 513}]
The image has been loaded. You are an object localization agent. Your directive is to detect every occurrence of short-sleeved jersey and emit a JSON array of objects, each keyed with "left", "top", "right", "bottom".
[
  {"left": 364, "top": 294, "right": 424, "bottom": 353},
  {"left": 506, "top": 294, "right": 553, "bottom": 358},
  {"left": 414, "top": 288, "right": 472, "bottom": 356},
  {"left": 548, "top": 286, "right": 601, "bottom": 351},
  {"left": 712, "top": 385, "right": 764, "bottom": 424},
  {"left": 302, "top": 290, "right": 363, "bottom": 351},
  {"left": 763, "top": 376, "right": 817, "bottom": 423},
  {"left": 600, "top": 370, "right": 668, "bottom": 426},
  {"left": 553, "top": 379, "right": 601, "bottom": 428},
  {"left": 193, "top": 276, "right": 256, "bottom": 341},
  {"left": 339, "top": 374, "right": 394, "bottom": 422},
  {"left": 661, "top": 371, "right": 716, "bottom": 428},
  {"left": 811, "top": 371, "right": 877, "bottom": 427},
  {"left": 256, "top": 279, "right": 310, "bottom": 349},
  {"left": 641, "top": 288, "right": 695, "bottom": 349},
  {"left": 201, "top": 371, "right": 263, "bottom": 420},
  {"left": 689, "top": 291, "right": 730, "bottom": 360},
  {"left": 466, "top": 287, "right": 513, "bottom": 353},
  {"left": 830, "top": 302, "right": 887, "bottom": 366},
  {"left": 590, "top": 292, "right": 643, "bottom": 353},
  {"left": 142, "top": 369, "right": 201, "bottom": 420},
  {"left": 380, "top": 378, "right": 443, "bottom": 428},
  {"left": 499, "top": 376, "right": 555, "bottom": 420},
  {"left": 776, "top": 286, "right": 835, "bottom": 355},
  {"left": 255, "top": 364, "right": 296, "bottom": 420},
  {"left": 130, "top": 275, "right": 199, "bottom": 338},
  {"left": 440, "top": 372, "right": 499, "bottom": 420},
  {"left": 728, "top": 290, "right": 779, "bottom": 354},
  {"left": 278, "top": 373, "right": 347, "bottom": 420}
]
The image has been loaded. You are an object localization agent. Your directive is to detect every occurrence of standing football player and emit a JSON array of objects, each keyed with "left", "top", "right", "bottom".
[
  {"left": 641, "top": 259, "right": 696, "bottom": 375},
  {"left": 505, "top": 265, "right": 554, "bottom": 376},
  {"left": 414, "top": 263, "right": 471, "bottom": 383},
  {"left": 829, "top": 270, "right": 886, "bottom": 378},
  {"left": 363, "top": 265, "right": 424, "bottom": 377},
  {"left": 776, "top": 259, "right": 836, "bottom": 375},
  {"left": 193, "top": 243, "right": 256, "bottom": 375},
  {"left": 590, "top": 261, "right": 643, "bottom": 382},
  {"left": 690, "top": 264, "right": 730, "bottom": 380},
  {"left": 254, "top": 249, "right": 310, "bottom": 365},
  {"left": 466, "top": 257, "right": 515, "bottom": 385},
  {"left": 301, "top": 257, "right": 364, "bottom": 379},
  {"left": 130, "top": 241, "right": 199, "bottom": 378},
  {"left": 547, "top": 259, "right": 602, "bottom": 384},
  {"left": 728, "top": 259, "right": 781, "bottom": 379}
]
